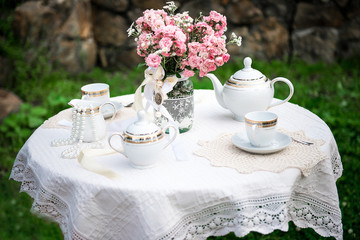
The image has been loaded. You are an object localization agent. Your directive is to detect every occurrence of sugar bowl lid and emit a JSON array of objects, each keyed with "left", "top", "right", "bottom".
[
  {"left": 122, "top": 110, "right": 164, "bottom": 144},
  {"left": 232, "top": 57, "right": 266, "bottom": 81}
]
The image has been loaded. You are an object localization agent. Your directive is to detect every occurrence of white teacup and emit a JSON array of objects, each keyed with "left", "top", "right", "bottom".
[
  {"left": 81, "top": 83, "right": 110, "bottom": 103},
  {"left": 245, "top": 111, "right": 278, "bottom": 147}
]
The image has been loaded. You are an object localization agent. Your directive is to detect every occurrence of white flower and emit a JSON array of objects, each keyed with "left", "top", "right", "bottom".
[
  {"left": 164, "top": 1, "right": 177, "bottom": 13},
  {"left": 235, "top": 36, "right": 242, "bottom": 46},
  {"left": 127, "top": 23, "right": 136, "bottom": 37},
  {"left": 229, "top": 32, "right": 242, "bottom": 47},
  {"left": 127, "top": 28, "right": 134, "bottom": 37}
]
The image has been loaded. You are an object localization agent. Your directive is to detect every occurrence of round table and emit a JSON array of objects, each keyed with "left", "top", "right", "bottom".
[{"left": 10, "top": 90, "right": 343, "bottom": 240}]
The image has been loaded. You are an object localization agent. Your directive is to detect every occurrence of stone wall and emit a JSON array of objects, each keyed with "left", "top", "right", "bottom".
[{"left": 12, "top": 0, "right": 360, "bottom": 73}]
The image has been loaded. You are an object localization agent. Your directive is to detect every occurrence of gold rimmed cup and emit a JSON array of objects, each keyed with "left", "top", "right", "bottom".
[
  {"left": 245, "top": 111, "right": 278, "bottom": 147},
  {"left": 81, "top": 83, "right": 110, "bottom": 103}
]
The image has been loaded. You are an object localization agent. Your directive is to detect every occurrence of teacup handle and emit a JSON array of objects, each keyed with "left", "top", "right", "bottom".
[
  {"left": 162, "top": 125, "right": 178, "bottom": 150},
  {"left": 100, "top": 102, "right": 116, "bottom": 130},
  {"left": 81, "top": 94, "right": 90, "bottom": 100},
  {"left": 108, "top": 133, "right": 127, "bottom": 157},
  {"left": 267, "top": 77, "right": 294, "bottom": 110}
]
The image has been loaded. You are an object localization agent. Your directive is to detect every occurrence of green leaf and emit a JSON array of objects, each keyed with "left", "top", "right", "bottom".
[
  {"left": 0, "top": 123, "right": 8, "bottom": 132},
  {"left": 27, "top": 116, "right": 44, "bottom": 128},
  {"left": 137, "top": 63, "right": 146, "bottom": 69},
  {"left": 20, "top": 103, "right": 31, "bottom": 111},
  {"left": 2, "top": 114, "right": 18, "bottom": 129},
  {"left": 30, "top": 106, "right": 47, "bottom": 117}
]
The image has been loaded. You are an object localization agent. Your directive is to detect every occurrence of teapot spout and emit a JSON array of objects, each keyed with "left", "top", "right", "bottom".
[{"left": 206, "top": 73, "right": 227, "bottom": 109}]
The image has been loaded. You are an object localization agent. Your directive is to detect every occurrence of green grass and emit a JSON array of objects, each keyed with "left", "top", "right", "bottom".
[{"left": 1, "top": 11, "right": 359, "bottom": 240}]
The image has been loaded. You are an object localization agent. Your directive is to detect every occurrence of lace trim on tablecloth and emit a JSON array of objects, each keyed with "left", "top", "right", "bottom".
[
  {"left": 9, "top": 149, "right": 87, "bottom": 240},
  {"left": 156, "top": 193, "right": 342, "bottom": 240},
  {"left": 194, "top": 130, "right": 328, "bottom": 177},
  {"left": 10, "top": 144, "right": 342, "bottom": 240},
  {"left": 329, "top": 137, "right": 342, "bottom": 180}
]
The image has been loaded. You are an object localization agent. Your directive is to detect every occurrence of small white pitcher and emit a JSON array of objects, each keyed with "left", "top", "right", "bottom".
[{"left": 69, "top": 99, "right": 116, "bottom": 142}]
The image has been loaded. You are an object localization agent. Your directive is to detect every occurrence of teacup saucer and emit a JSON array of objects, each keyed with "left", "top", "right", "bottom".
[
  {"left": 102, "top": 101, "right": 123, "bottom": 119},
  {"left": 231, "top": 132, "right": 291, "bottom": 154}
]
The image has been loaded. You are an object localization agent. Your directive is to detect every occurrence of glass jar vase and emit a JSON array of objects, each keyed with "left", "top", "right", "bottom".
[{"left": 154, "top": 75, "right": 194, "bottom": 133}]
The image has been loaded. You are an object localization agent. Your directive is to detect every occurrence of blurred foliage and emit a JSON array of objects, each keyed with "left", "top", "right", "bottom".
[{"left": 0, "top": 5, "right": 359, "bottom": 240}]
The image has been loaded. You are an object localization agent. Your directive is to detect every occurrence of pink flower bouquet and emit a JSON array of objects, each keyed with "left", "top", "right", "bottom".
[{"left": 127, "top": 2, "right": 241, "bottom": 78}]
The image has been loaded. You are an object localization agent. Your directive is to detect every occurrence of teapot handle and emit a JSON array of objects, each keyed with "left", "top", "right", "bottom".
[
  {"left": 162, "top": 125, "right": 178, "bottom": 150},
  {"left": 108, "top": 133, "right": 127, "bottom": 157},
  {"left": 267, "top": 77, "right": 294, "bottom": 110}
]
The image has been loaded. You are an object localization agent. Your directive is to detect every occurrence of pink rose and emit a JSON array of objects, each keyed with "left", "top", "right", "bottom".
[
  {"left": 222, "top": 54, "right": 230, "bottom": 63},
  {"left": 146, "top": 54, "right": 162, "bottom": 68},
  {"left": 175, "top": 30, "right": 186, "bottom": 43},
  {"left": 159, "top": 25, "right": 177, "bottom": 37},
  {"left": 188, "top": 42, "right": 201, "bottom": 53},
  {"left": 188, "top": 56, "right": 201, "bottom": 69},
  {"left": 161, "top": 51, "right": 170, "bottom": 57},
  {"left": 183, "top": 69, "right": 195, "bottom": 78},
  {"left": 152, "top": 19, "right": 165, "bottom": 30},
  {"left": 159, "top": 37, "right": 173, "bottom": 50},
  {"left": 136, "top": 16, "right": 144, "bottom": 26},
  {"left": 215, "top": 56, "right": 224, "bottom": 66},
  {"left": 209, "top": 11, "right": 223, "bottom": 22},
  {"left": 175, "top": 41, "right": 187, "bottom": 56},
  {"left": 198, "top": 49, "right": 209, "bottom": 59},
  {"left": 136, "top": 47, "right": 146, "bottom": 57},
  {"left": 199, "top": 70, "right": 207, "bottom": 77},
  {"left": 204, "top": 59, "right": 216, "bottom": 72}
]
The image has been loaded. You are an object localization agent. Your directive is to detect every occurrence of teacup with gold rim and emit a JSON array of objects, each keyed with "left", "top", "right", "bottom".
[
  {"left": 245, "top": 111, "right": 278, "bottom": 147},
  {"left": 81, "top": 83, "right": 110, "bottom": 103}
]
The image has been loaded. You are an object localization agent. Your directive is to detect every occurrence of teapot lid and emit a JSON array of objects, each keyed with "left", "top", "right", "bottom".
[
  {"left": 123, "top": 111, "right": 164, "bottom": 144},
  {"left": 232, "top": 57, "right": 265, "bottom": 81}
]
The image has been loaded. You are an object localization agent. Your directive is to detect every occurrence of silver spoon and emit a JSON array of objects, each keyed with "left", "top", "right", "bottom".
[
  {"left": 291, "top": 137, "right": 314, "bottom": 146},
  {"left": 124, "top": 102, "right": 134, "bottom": 108}
]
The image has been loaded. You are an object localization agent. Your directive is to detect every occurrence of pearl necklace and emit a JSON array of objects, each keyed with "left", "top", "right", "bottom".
[{"left": 51, "top": 105, "right": 104, "bottom": 158}]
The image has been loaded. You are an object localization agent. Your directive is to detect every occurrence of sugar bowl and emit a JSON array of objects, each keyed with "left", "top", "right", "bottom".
[{"left": 108, "top": 110, "right": 177, "bottom": 168}]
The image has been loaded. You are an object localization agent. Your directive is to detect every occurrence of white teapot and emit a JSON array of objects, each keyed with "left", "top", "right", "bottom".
[
  {"left": 108, "top": 110, "right": 177, "bottom": 169},
  {"left": 206, "top": 57, "right": 294, "bottom": 121}
]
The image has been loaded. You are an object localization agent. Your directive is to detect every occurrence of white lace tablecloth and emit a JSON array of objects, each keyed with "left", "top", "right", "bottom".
[{"left": 10, "top": 90, "right": 343, "bottom": 240}]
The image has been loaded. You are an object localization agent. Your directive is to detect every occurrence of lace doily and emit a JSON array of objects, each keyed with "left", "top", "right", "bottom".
[{"left": 194, "top": 130, "right": 327, "bottom": 176}]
